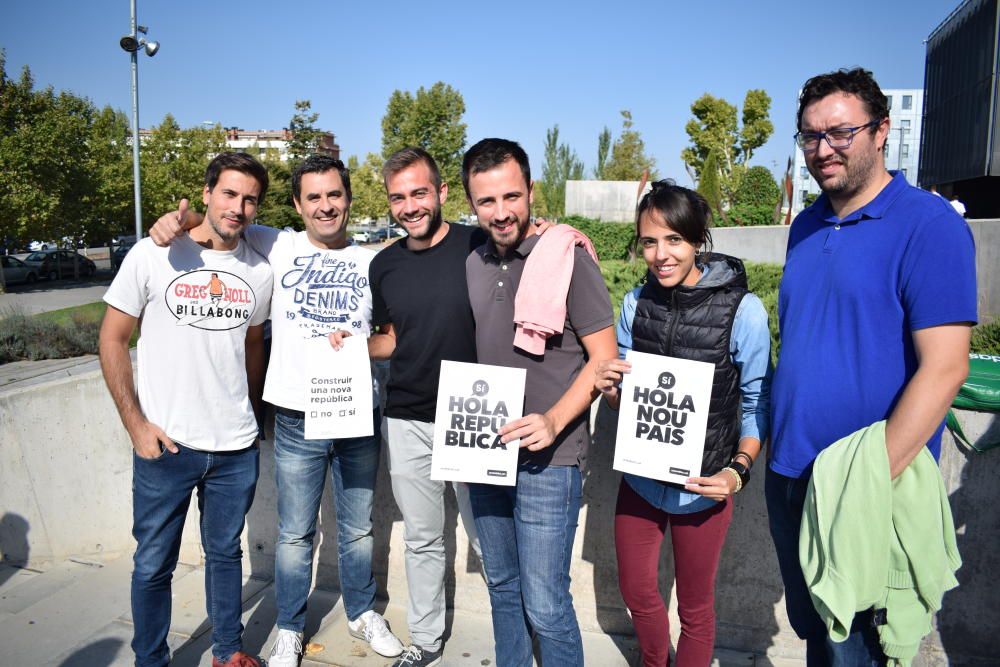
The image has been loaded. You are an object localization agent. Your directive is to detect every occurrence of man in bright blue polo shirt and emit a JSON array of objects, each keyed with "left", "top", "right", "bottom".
[{"left": 768, "top": 68, "right": 976, "bottom": 665}]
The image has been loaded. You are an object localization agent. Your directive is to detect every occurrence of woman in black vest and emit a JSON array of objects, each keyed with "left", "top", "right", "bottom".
[{"left": 595, "top": 181, "right": 772, "bottom": 666}]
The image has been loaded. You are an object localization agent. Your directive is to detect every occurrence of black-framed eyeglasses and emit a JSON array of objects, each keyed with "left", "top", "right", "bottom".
[{"left": 794, "top": 119, "right": 882, "bottom": 151}]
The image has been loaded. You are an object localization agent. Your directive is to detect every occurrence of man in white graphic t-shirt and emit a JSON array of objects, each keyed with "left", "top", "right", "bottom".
[
  {"left": 149, "top": 155, "right": 404, "bottom": 667},
  {"left": 100, "top": 152, "right": 273, "bottom": 667}
]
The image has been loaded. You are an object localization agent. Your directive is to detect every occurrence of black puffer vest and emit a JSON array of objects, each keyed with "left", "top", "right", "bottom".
[{"left": 631, "top": 253, "right": 747, "bottom": 478}]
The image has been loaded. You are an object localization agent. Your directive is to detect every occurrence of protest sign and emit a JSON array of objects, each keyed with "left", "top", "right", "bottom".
[
  {"left": 431, "top": 361, "right": 526, "bottom": 486},
  {"left": 304, "top": 334, "right": 374, "bottom": 439},
  {"left": 613, "top": 350, "right": 714, "bottom": 485}
]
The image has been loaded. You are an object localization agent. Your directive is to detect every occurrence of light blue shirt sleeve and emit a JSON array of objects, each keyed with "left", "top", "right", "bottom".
[
  {"left": 730, "top": 293, "right": 772, "bottom": 443},
  {"left": 616, "top": 287, "right": 640, "bottom": 359}
]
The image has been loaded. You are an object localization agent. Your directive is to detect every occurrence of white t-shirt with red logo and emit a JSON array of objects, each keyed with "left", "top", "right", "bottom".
[
  {"left": 242, "top": 226, "right": 377, "bottom": 412},
  {"left": 104, "top": 235, "right": 273, "bottom": 452}
]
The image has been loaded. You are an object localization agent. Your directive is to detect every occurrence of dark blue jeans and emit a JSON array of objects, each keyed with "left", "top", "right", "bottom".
[
  {"left": 765, "top": 466, "right": 887, "bottom": 667},
  {"left": 131, "top": 443, "right": 259, "bottom": 667},
  {"left": 470, "top": 463, "right": 584, "bottom": 667},
  {"left": 273, "top": 407, "right": 380, "bottom": 628}
]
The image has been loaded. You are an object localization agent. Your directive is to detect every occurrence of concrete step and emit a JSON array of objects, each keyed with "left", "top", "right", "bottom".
[{"left": 0, "top": 563, "right": 42, "bottom": 618}]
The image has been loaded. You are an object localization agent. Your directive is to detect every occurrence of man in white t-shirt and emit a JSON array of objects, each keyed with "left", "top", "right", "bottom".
[
  {"left": 99, "top": 152, "right": 274, "bottom": 667},
  {"left": 150, "top": 155, "right": 403, "bottom": 667}
]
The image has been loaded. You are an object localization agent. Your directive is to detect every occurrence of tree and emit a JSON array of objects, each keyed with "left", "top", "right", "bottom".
[
  {"left": 593, "top": 126, "right": 611, "bottom": 179},
  {"left": 84, "top": 106, "right": 133, "bottom": 243},
  {"left": 728, "top": 165, "right": 780, "bottom": 226},
  {"left": 348, "top": 153, "right": 388, "bottom": 222},
  {"left": 696, "top": 149, "right": 724, "bottom": 224},
  {"left": 380, "top": 82, "right": 467, "bottom": 219},
  {"left": 140, "top": 115, "right": 227, "bottom": 226},
  {"left": 256, "top": 150, "right": 300, "bottom": 231},
  {"left": 536, "top": 125, "right": 584, "bottom": 218},
  {"left": 287, "top": 100, "right": 322, "bottom": 164},
  {"left": 603, "top": 110, "right": 657, "bottom": 181},
  {"left": 681, "top": 90, "right": 774, "bottom": 203}
]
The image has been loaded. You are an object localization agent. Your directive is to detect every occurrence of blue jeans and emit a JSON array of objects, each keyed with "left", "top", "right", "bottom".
[
  {"left": 765, "top": 466, "right": 887, "bottom": 667},
  {"left": 131, "top": 443, "right": 259, "bottom": 667},
  {"left": 470, "top": 463, "right": 584, "bottom": 667},
  {"left": 273, "top": 407, "right": 380, "bottom": 628}
]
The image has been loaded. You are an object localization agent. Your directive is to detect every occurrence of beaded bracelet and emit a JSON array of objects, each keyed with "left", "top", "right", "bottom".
[{"left": 721, "top": 466, "right": 743, "bottom": 494}]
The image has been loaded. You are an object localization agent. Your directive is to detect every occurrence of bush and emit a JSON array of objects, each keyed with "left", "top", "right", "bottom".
[
  {"left": 972, "top": 318, "right": 1000, "bottom": 355},
  {"left": 561, "top": 216, "right": 635, "bottom": 260},
  {"left": 729, "top": 166, "right": 780, "bottom": 226},
  {"left": 0, "top": 307, "right": 101, "bottom": 363}
]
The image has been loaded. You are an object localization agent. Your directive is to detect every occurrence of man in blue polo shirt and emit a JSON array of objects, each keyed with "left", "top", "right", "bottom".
[{"left": 768, "top": 68, "right": 976, "bottom": 665}]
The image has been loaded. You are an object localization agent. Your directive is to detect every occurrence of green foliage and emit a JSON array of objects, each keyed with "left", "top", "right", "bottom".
[
  {"left": 0, "top": 305, "right": 101, "bottom": 363},
  {"left": 803, "top": 192, "right": 819, "bottom": 207},
  {"left": 603, "top": 110, "right": 657, "bottom": 181},
  {"left": 593, "top": 126, "right": 611, "bottom": 179},
  {"left": 971, "top": 319, "right": 1000, "bottom": 355},
  {"left": 537, "top": 125, "right": 583, "bottom": 218},
  {"left": 139, "top": 115, "right": 227, "bottom": 227},
  {"left": 599, "top": 260, "right": 646, "bottom": 321},
  {"left": 348, "top": 153, "right": 388, "bottom": 222},
  {"left": 560, "top": 216, "right": 635, "bottom": 260},
  {"left": 0, "top": 53, "right": 135, "bottom": 255},
  {"left": 286, "top": 100, "right": 321, "bottom": 164},
  {"left": 728, "top": 166, "right": 780, "bottom": 226},
  {"left": 681, "top": 90, "right": 774, "bottom": 207},
  {"left": 696, "top": 149, "right": 724, "bottom": 222},
  {"left": 256, "top": 153, "right": 300, "bottom": 230},
  {"left": 381, "top": 82, "right": 467, "bottom": 219}
]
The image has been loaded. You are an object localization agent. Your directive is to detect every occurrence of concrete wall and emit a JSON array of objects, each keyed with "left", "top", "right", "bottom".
[
  {"left": 565, "top": 180, "right": 649, "bottom": 222},
  {"left": 2, "top": 364, "right": 999, "bottom": 664},
  {"left": 710, "top": 219, "right": 1000, "bottom": 318}
]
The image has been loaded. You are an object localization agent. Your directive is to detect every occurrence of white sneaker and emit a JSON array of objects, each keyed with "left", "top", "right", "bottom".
[
  {"left": 267, "top": 628, "right": 303, "bottom": 667},
  {"left": 348, "top": 609, "right": 404, "bottom": 657}
]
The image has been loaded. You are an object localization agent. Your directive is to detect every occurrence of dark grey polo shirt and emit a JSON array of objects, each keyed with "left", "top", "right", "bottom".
[{"left": 465, "top": 232, "right": 613, "bottom": 469}]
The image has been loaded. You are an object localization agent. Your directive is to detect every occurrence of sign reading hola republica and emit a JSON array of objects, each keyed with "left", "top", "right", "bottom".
[{"left": 431, "top": 361, "right": 526, "bottom": 486}]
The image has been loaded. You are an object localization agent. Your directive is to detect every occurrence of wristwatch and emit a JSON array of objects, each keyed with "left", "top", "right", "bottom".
[{"left": 728, "top": 460, "right": 750, "bottom": 488}]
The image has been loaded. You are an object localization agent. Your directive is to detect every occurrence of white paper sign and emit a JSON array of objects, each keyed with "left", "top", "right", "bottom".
[
  {"left": 431, "top": 361, "right": 526, "bottom": 486},
  {"left": 613, "top": 350, "right": 715, "bottom": 485},
  {"left": 304, "top": 335, "right": 374, "bottom": 440}
]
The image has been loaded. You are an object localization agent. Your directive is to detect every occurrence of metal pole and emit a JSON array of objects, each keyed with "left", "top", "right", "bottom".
[{"left": 129, "top": 0, "right": 143, "bottom": 240}]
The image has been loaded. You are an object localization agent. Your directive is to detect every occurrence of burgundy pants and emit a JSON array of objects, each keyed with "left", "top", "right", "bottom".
[{"left": 614, "top": 479, "right": 733, "bottom": 667}]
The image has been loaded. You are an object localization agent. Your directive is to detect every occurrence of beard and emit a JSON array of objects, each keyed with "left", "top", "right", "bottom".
[
  {"left": 809, "top": 145, "right": 881, "bottom": 199},
  {"left": 207, "top": 214, "right": 245, "bottom": 243},
  {"left": 489, "top": 216, "right": 531, "bottom": 254},
  {"left": 405, "top": 206, "right": 444, "bottom": 242}
]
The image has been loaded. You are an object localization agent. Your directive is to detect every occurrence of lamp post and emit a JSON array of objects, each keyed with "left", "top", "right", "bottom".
[{"left": 120, "top": 0, "right": 159, "bottom": 241}]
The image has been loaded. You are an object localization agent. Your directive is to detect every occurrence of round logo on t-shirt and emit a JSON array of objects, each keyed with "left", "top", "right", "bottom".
[{"left": 165, "top": 269, "right": 258, "bottom": 331}]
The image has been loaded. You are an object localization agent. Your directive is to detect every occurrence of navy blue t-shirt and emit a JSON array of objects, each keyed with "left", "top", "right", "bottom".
[{"left": 770, "top": 172, "right": 977, "bottom": 478}]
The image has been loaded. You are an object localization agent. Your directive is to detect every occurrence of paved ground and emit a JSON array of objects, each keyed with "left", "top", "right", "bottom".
[
  {"left": 0, "top": 558, "right": 771, "bottom": 667},
  {"left": 0, "top": 274, "right": 112, "bottom": 317}
]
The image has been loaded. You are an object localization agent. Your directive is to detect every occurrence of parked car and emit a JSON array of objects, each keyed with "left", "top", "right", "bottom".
[
  {"left": 112, "top": 241, "right": 136, "bottom": 268},
  {"left": 352, "top": 230, "right": 372, "bottom": 243},
  {"left": 22, "top": 249, "right": 97, "bottom": 280},
  {"left": 1, "top": 256, "right": 39, "bottom": 285},
  {"left": 27, "top": 240, "right": 57, "bottom": 252}
]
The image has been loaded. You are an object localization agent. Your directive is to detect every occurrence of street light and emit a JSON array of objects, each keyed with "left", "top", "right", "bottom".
[{"left": 120, "top": 1, "right": 159, "bottom": 241}]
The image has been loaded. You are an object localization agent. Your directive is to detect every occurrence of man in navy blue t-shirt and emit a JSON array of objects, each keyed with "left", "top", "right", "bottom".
[{"left": 768, "top": 68, "right": 977, "bottom": 665}]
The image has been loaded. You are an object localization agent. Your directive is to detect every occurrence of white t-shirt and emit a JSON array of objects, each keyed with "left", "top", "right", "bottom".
[
  {"left": 103, "top": 236, "right": 273, "bottom": 452},
  {"left": 244, "top": 226, "right": 377, "bottom": 412}
]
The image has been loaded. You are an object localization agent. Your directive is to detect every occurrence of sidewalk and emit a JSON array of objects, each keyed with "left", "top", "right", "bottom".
[{"left": 0, "top": 277, "right": 111, "bottom": 317}]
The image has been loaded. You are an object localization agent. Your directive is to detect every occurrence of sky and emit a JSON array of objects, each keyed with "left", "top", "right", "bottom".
[{"left": 1, "top": 0, "right": 961, "bottom": 187}]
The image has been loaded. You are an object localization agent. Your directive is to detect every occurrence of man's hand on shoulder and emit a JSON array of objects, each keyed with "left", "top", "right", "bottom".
[
  {"left": 129, "top": 419, "right": 178, "bottom": 459},
  {"left": 499, "top": 412, "right": 558, "bottom": 451},
  {"left": 150, "top": 198, "right": 203, "bottom": 246}
]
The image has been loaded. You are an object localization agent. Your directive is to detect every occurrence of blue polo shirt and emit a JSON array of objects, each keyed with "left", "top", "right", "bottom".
[{"left": 769, "top": 172, "right": 977, "bottom": 478}]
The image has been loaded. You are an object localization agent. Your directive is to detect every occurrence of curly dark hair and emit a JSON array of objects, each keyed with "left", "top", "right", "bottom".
[{"left": 796, "top": 68, "right": 889, "bottom": 133}]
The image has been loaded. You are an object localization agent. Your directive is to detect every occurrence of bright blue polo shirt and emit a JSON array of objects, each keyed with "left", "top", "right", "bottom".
[{"left": 769, "top": 172, "right": 977, "bottom": 478}]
